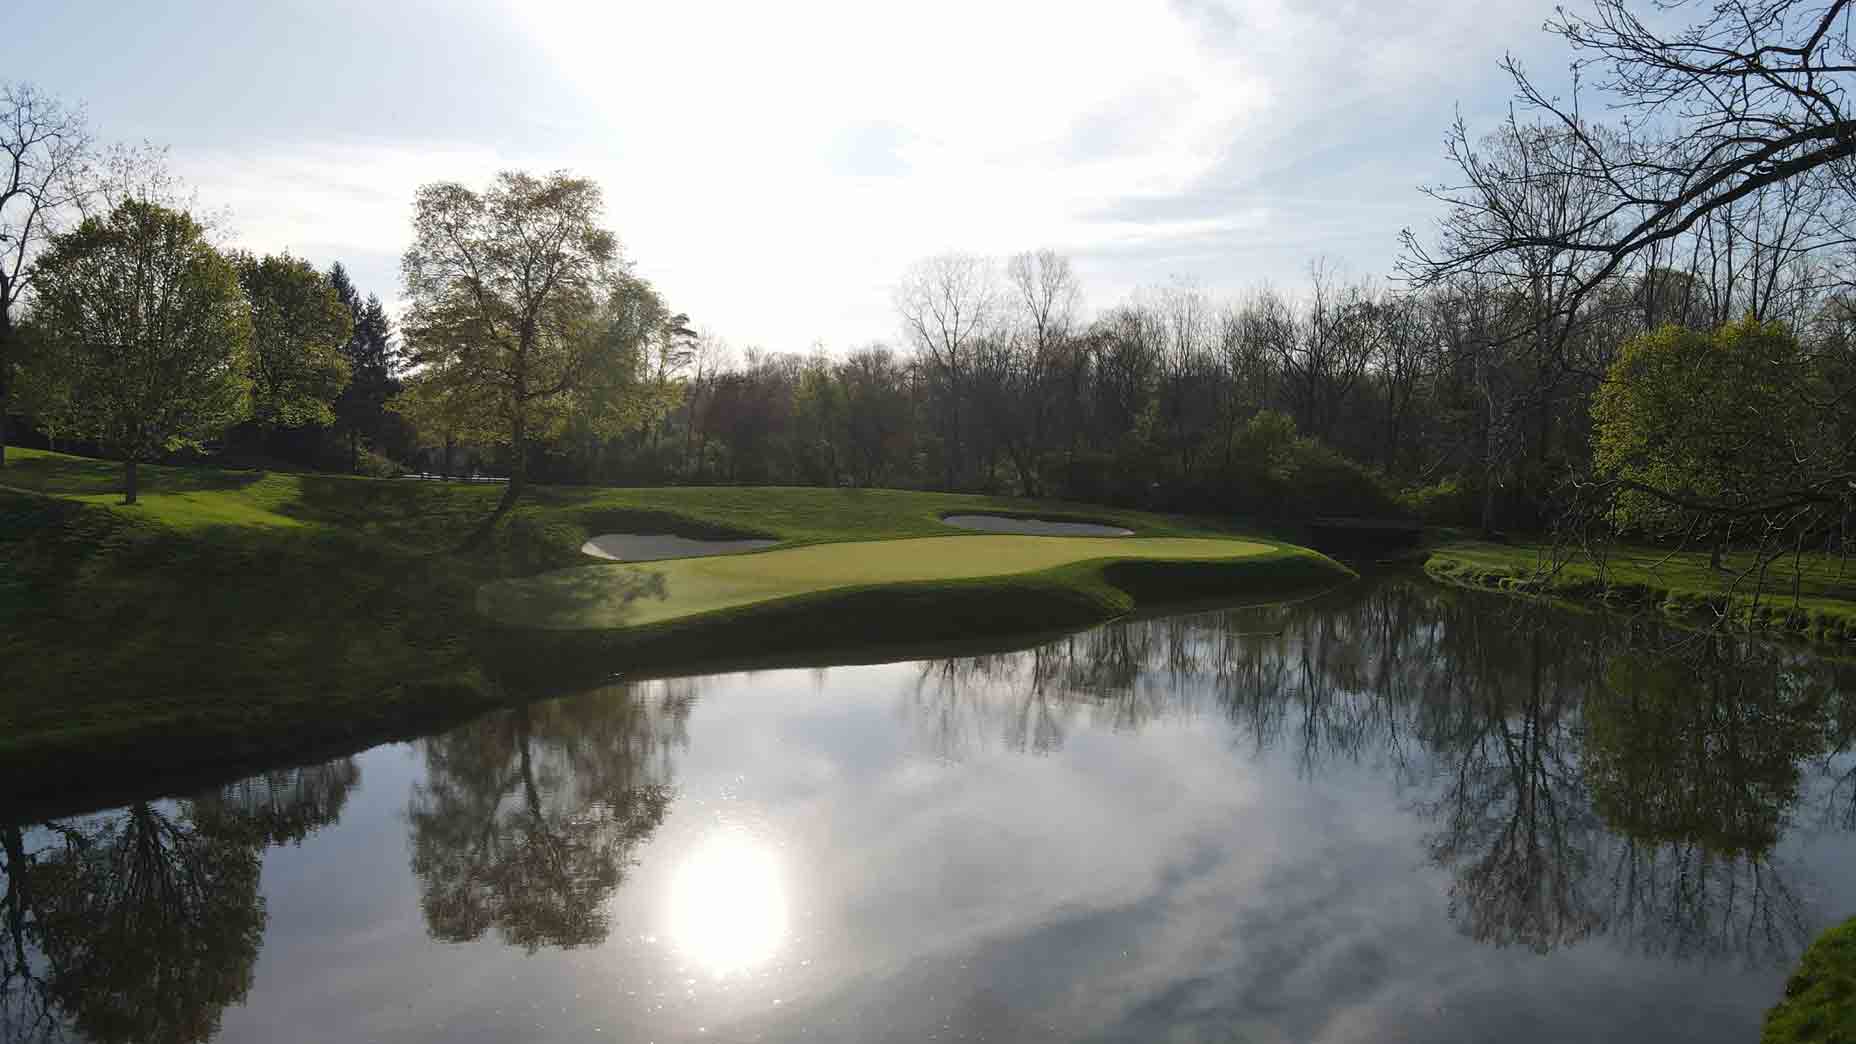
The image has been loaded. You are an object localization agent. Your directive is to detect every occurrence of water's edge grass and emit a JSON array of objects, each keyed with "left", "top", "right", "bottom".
[
  {"left": 1763, "top": 915, "right": 1856, "bottom": 1043},
  {"left": 1424, "top": 540, "right": 1856, "bottom": 647}
]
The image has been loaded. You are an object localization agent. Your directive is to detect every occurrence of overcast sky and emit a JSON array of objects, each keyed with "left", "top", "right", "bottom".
[{"left": 3, "top": 0, "right": 1573, "bottom": 352}]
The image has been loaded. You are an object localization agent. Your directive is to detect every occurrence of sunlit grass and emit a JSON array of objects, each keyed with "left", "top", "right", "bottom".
[{"left": 484, "top": 534, "right": 1276, "bottom": 629}]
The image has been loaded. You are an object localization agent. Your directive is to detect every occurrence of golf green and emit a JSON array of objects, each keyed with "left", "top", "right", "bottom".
[{"left": 480, "top": 534, "right": 1277, "bottom": 630}]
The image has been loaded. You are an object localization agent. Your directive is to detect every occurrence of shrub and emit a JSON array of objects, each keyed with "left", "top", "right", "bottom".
[
  {"left": 1399, "top": 477, "right": 1479, "bottom": 526},
  {"left": 355, "top": 448, "right": 406, "bottom": 479}
]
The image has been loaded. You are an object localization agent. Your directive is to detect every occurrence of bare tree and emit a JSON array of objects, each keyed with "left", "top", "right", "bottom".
[
  {"left": 1268, "top": 262, "right": 1379, "bottom": 444},
  {"left": 0, "top": 83, "right": 91, "bottom": 467},
  {"left": 895, "top": 253, "right": 999, "bottom": 488},
  {"left": 1403, "top": 0, "right": 1855, "bottom": 324},
  {"left": 1001, "top": 249, "right": 1082, "bottom": 493}
]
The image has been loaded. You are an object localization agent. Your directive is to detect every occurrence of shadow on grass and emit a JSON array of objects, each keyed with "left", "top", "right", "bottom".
[
  {"left": 3, "top": 451, "right": 268, "bottom": 498},
  {"left": 478, "top": 565, "right": 670, "bottom": 628}
]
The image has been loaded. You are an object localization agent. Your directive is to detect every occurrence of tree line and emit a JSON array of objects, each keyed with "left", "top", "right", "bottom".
[
  {"left": 0, "top": 87, "right": 409, "bottom": 496},
  {"left": 3, "top": 0, "right": 1853, "bottom": 555}
]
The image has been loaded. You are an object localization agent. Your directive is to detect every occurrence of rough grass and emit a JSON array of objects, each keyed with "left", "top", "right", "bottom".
[
  {"left": 0, "top": 448, "right": 1349, "bottom": 809},
  {"left": 1764, "top": 916, "right": 1856, "bottom": 1044},
  {"left": 1425, "top": 539, "right": 1856, "bottom": 644}
]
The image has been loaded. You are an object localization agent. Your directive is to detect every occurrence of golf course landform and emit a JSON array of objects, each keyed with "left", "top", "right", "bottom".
[
  {"left": 0, "top": 447, "right": 1352, "bottom": 807},
  {"left": 486, "top": 533, "right": 1280, "bottom": 630}
]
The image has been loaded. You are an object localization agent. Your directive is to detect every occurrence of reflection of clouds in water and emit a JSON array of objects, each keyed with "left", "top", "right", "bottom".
[
  {"left": 16, "top": 578, "right": 1856, "bottom": 1044},
  {"left": 870, "top": 579, "right": 1843, "bottom": 1020}
]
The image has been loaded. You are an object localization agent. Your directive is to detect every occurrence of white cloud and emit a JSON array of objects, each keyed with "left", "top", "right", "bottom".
[{"left": 154, "top": 0, "right": 1565, "bottom": 351}]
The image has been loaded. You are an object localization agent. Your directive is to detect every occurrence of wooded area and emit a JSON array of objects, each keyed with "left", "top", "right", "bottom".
[{"left": 2, "top": 0, "right": 1852, "bottom": 554}]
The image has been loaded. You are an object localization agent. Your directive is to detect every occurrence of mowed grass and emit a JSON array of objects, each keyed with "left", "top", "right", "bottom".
[
  {"left": 1427, "top": 539, "right": 1856, "bottom": 643},
  {"left": 484, "top": 535, "right": 1277, "bottom": 629},
  {"left": 0, "top": 447, "right": 1349, "bottom": 808}
]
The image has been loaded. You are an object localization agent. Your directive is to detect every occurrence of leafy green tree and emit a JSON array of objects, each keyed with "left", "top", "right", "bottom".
[
  {"left": 233, "top": 252, "right": 351, "bottom": 430},
  {"left": 29, "top": 201, "right": 252, "bottom": 503},
  {"left": 7, "top": 317, "right": 79, "bottom": 450},
  {"left": 390, "top": 366, "right": 499, "bottom": 479},
  {"left": 1592, "top": 318, "right": 1825, "bottom": 551},
  {"left": 401, "top": 170, "right": 636, "bottom": 535},
  {"left": 561, "top": 275, "right": 679, "bottom": 460}
]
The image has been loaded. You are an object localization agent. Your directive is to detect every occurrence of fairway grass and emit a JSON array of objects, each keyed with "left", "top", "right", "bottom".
[
  {"left": 1, "top": 447, "right": 1350, "bottom": 809},
  {"left": 483, "top": 535, "right": 1277, "bottom": 629}
]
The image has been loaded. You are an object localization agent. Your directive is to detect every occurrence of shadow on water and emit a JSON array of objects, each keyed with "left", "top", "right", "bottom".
[{"left": 5, "top": 573, "right": 1856, "bottom": 1041}]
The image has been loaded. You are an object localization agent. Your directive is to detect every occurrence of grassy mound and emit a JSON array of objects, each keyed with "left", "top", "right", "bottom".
[
  {"left": 1765, "top": 916, "right": 1856, "bottom": 1043},
  {"left": 0, "top": 448, "right": 1350, "bottom": 808},
  {"left": 1426, "top": 540, "right": 1856, "bottom": 644}
]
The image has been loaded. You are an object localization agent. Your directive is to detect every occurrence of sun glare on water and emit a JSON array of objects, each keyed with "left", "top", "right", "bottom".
[{"left": 668, "top": 827, "right": 791, "bottom": 976}]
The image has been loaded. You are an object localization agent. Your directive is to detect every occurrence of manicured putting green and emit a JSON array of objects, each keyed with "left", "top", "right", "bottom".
[{"left": 481, "top": 534, "right": 1275, "bottom": 630}]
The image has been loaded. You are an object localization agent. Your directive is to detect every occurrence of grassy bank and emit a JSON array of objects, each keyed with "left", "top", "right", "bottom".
[
  {"left": 1, "top": 448, "right": 1349, "bottom": 808},
  {"left": 1426, "top": 539, "right": 1856, "bottom": 644},
  {"left": 1764, "top": 915, "right": 1856, "bottom": 1043}
]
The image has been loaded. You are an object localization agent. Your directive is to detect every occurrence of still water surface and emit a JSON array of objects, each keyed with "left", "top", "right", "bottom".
[{"left": 5, "top": 574, "right": 1856, "bottom": 1043}]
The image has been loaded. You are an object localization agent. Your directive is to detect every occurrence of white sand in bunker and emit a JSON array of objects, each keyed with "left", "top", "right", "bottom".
[
  {"left": 941, "top": 514, "right": 1134, "bottom": 537},
  {"left": 581, "top": 534, "right": 779, "bottom": 562}
]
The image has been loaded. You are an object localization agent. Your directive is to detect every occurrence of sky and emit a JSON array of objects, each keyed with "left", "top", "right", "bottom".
[{"left": 2, "top": 0, "right": 1574, "bottom": 352}]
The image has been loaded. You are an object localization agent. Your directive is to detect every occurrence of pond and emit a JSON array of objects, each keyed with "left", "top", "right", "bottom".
[{"left": 5, "top": 573, "right": 1855, "bottom": 1043}]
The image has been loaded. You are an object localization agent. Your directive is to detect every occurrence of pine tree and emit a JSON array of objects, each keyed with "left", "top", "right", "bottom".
[{"left": 329, "top": 262, "right": 399, "bottom": 473}]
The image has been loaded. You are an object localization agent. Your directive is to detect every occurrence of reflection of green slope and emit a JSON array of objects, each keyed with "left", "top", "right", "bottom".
[{"left": 480, "top": 535, "right": 1284, "bottom": 630}]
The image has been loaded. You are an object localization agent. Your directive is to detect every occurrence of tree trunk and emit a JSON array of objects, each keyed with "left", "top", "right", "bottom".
[
  {"left": 124, "top": 456, "right": 140, "bottom": 505},
  {"left": 0, "top": 308, "right": 12, "bottom": 470},
  {"left": 442, "top": 435, "right": 455, "bottom": 480},
  {"left": 461, "top": 408, "right": 526, "bottom": 551},
  {"left": 349, "top": 429, "right": 360, "bottom": 475}
]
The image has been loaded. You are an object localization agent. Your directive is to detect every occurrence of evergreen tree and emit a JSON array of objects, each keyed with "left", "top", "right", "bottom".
[{"left": 329, "top": 262, "right": 400, "bottom": 473}]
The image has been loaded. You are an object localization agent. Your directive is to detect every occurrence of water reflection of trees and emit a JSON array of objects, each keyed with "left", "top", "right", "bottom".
[
  {"left": 0, "top": 758, "right": 361, "bottom": 1044},
  {"left": 902, "top": 577, "right": 1856, "bottom": 966},
  {"left": 406, "top": 681, "right": 690, "bottom": 952}
]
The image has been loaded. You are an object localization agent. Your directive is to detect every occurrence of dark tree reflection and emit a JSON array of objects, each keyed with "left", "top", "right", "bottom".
[
  {"left": 0, "top": 756, "right": 360, "bottom": 1044},
  {"left": 190, "top": 759, "right": 362, "bottom": 847},
  {"left": 900, "top": 576, "right": 1852, "bottom": 966},
  {"left": 1585, "top": 643, "right": 1830, "bottom": 855},
  {"left": 407, "top": 682, "right": 687, "bottom": 952}
]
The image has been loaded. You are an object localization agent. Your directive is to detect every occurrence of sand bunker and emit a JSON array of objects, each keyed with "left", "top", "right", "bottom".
[
  {"left": 941, "top": 513, "right": 1134, "bottom": 537},
  {"left": 581, "top": 534, "right": 778, "bottom": 562}
]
